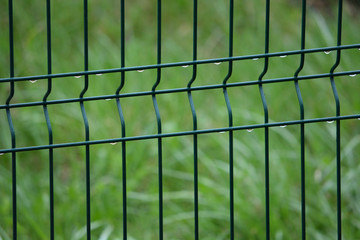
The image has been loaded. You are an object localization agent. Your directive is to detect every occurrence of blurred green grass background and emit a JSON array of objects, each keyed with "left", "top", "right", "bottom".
[{"left": 0, "top": 0, "right": 360, "bottom": 239}]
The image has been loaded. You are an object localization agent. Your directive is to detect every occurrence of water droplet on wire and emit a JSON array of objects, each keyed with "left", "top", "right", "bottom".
[
  {"left": 219, "top": 131, "right": 226, "bottom": 134},
  {"left": 96, "top": 73, "right": 103, "bottom": 76},
  {"left": 327, "top": 120, "right": 334, "bottom": 124},
  {"left": 214, "top": 62, "right": 222, "bottom": 65},
  {"left": 182, "top": 65, "right": 189, "bottom": 68},
  {"left": 0, "top": 153, "right": 4, "bottom": 156},
  {"left": 324, "top": 51, "right": 331, "bottom": 55},
  {"left": 29, "top": 80, "right": 37, "bottom": 83},
  {"left": 110, "top": 142, "right": 117, "bottom": 145},
  {"left": 280, "top": 125, "right": 287, "bottom": 128},
  {"left": 75, "top": 76, "right": 82, "bottom": 78},
  {"left": 246, "top": 129, "right": 254, "bottom": 132},
  {"left": 279, "top": 55, "right": 287, "bottom": 58},
  {"left": 137, "top": 70, "right": 145, "bottom": 73},
  {"left": 105, "top": 98, "right": 111, "bottom": 101},
  {"left": 252, "top": 58, "right": 259, "bottom": 61},
  {"left": 349, "top": 74, "right": 357, "bottom": 77}
]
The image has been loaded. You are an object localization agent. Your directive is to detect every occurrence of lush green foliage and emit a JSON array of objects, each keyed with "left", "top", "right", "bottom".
[{"left": 0, "top": 0, "right": 359, "bottom": 239}]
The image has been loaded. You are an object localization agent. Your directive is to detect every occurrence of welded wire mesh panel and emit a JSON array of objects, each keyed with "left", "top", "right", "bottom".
[{"left": 1, "top": 0, "right": 360, "bottom": 239}]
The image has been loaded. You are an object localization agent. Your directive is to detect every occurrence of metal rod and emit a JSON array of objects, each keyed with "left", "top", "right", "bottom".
[
  {"left": 115, "top": 0, "right": 127, "bottom": 239},
  {"left": 294, "top": 0, "right": 307, "bottom": 239},
  {"left": 152, "top": 1, "right": 163, "bottom": 238},
  {"left": 258, "top": 1, "right": 270, "bottom": 238},
  {"left": 222, "top": 0, "right": 234, "bottom": 238},
  {"left": 6, "top": 0, "right": 17, "bottom": 239},
  {"left": 43, "top": 0, "right": 54, "bottom": 238},
  {"left": 2, "top": 115, "right": 357, "bottom": 159},
  {"left": 187, "top": 0, "right": 199, "bottom": 238},
  {"left": 330, "top": 1, "right": 343, "bottom": 239},
  {"left": 2, "top": 69, "right": 359, "bottom": 111},
  {"left": 80, "top": 0, "right": 91, "bottom": 239},
  {"left": 1, "top": 44, "right": 359, "bottom": 83}
]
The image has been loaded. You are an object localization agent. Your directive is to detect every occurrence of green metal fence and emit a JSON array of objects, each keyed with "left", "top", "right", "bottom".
[{"left": 1, "top": 0, "right": 360, "bottom": 239}]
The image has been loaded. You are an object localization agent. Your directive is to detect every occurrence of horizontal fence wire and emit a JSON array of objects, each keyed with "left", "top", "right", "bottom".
[
  {"left": 1, "top": 44, "right": 360, "bottom": 83},
  {"left": 1, "top": 68, "right": 360, "bottom": 110},
  {"left": 0, "top": 114, "right": 359, "bottom": 154},
  {"left": 1, "top": 0, "right": 359, "bottom": 239}
]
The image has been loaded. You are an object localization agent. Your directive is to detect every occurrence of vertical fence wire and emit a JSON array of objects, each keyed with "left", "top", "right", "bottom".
[
  {"left": 152, "top": 0, "right": 164, "bottom": 238},
  {"left": 115, "top": 0, "right": 127, "bottom": 239},
  {"left": 293, "top": 0, "right": 307, "bottom": 239},
  {"left": 187, "top": 0, "right": 198, "bottom": 239},
  {"left": 258, "top": 0, "right": 270, "bottom": 239},
  {"left": 330, "top": 1, "right": 343, "bottom": 239},
  {"left": 43, "top": 0, "right": 54, "bottom": 239},
  {"left": 79, "top": 0, "right": 91, "bottom": 239},
  {"left": 222, "top": 0, "right": 234, "bottom": 239},
  {"left": 6, "top": 0, "right": 17, "bottom": 239}
]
